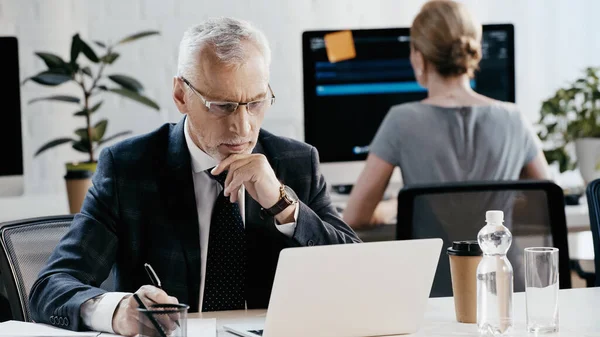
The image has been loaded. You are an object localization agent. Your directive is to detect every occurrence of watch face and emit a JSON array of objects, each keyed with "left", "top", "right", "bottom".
[{"left": 283, "top": 185, "right": 299, "bottom": 202}]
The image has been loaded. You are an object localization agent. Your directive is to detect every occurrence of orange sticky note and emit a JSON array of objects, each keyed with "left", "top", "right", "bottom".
[{"left": 324, "top": 30, "right": 356, "bottom": 63}]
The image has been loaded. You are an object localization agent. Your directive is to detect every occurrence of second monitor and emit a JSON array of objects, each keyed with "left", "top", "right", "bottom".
[{"left": 302, "top": 24, "right": 515, "bottom": 187}]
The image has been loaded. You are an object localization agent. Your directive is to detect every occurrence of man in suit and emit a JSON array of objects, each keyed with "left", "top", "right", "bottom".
[{"left": 29, "top": 17, "right": 360, "bottom": 335}]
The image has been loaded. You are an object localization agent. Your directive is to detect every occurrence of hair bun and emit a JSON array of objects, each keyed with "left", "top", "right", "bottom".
[
  {"left": 410, "top": 0, "right": 483, "bottom": 78},
  {"left": 456, "top": 36, "right": 480, "bottom": 57},
  {"left": 448, "top": 36, "right": 482, "bottom": 77}
]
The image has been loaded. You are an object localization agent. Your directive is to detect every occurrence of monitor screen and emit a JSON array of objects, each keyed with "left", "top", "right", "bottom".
[
  {"left": 0, "top": 37, "right": 23, "bottom": 177},
  {"left": 302, "top": 24, "right": 515, "bottom": 163}
]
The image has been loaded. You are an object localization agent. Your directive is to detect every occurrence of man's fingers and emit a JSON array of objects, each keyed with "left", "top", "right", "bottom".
[
  {"left": 132, "top": 297, "right": 177, "bottom": 335},
  {"left": 154, "top": 313, "right": 177, "bottom": 333},
  {"left": 136, "top": 310, "right": 157, "bottom": 332},
  {"left": 224, "top": 158, "right": 253, "bottom": 188},
  {"left": 230, "top": 186, "right": 241, "bottom": 203},
  {"left": 135, "top": 286, "right": 180, "bottom": 333},
  {"left": 137, "top": 313, "right": 168, "bottom": 337},
  {"left": 139, "top": 285, "right": 177, "bottom": 305},
  {"left": 212, "top": 154, "right": 248, "bottom": 175},
  {"left": 225, "top": 172, "right": 248, "bottom": 202}
]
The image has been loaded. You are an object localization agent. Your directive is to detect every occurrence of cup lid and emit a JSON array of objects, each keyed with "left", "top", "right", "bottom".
[
  {"left": 64, "top": 170, "right": 93, "bottom": 179},
  {"left": 447, "top": 240, "right": 482, "bottom": 256}
]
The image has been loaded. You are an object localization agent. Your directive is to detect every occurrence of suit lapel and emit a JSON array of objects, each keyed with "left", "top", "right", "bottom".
[{"left": 163, "top": 117, "right": 201, "bottom": 311}]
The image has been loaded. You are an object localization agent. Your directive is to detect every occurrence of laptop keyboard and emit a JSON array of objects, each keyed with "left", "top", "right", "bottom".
[{"left": 249, "top": 330, "right": 264, "bottom": 336}]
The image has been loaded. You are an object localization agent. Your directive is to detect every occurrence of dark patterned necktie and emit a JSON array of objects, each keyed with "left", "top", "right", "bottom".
[{"left": 202, "top": 170, "right": 246, "bottom": 312}]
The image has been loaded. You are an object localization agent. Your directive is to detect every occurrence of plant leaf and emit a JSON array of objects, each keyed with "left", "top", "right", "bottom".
[
  {"left": 107, "top": 88, "right": 160, "bottom": 110},
  {"left": 70, "top": 33, "right": 82, "bottom": 64},
  {"left": 35, "top": 138, "right": 73, "bottom": 156},
  {"left": 94, "top": 41, "right": 106, "bottom": 48},
  {"left": 98, "top": 130, "right": 133, "bottom": 146},
  {"left": 79, "top": 37, "right": 100, "bottom": 63},
  {"left": 81, "top": 66, "right": 93, "bottom": 77},
  {"left": 93, "top": 119, "right": 108, "bottom": 141},
  {"left": 74, "top": 128, "right": 89, "bottom": 140},
  {"left": 28, "top": 95, "right": 80, "bottom": 104},
  {"left": 72, "top": 139, "right": 91, "bottom": 153},
  {"left": 26, "top": 71, "right": 72, "bottom": 86},
  {"left": 35, "top": 52, "right": 66, "bottom": 69},
  {"left": 100, "top": 52, "right": 120, "bottom": 64},
  {"left": 108, "top": 74, "right": 143, "bottom": 92},
  {"left": 74, "top": 101, "right": 103, "bottom": 116},
  {"left": 117, "top": 30, "right": 160, "bottom": 45}
]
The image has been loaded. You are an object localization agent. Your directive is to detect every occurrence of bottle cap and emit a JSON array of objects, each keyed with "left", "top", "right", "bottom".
[{"left": 485, "top": 210, "right": 504, "bottom": 223}]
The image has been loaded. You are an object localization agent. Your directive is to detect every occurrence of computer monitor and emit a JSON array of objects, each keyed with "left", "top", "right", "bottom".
[
  {"left": 302, "top": 24, "right": 515, "bottom": 189},
  {"left": 0, "top": 37, "right": 24, "bottom": 196}
]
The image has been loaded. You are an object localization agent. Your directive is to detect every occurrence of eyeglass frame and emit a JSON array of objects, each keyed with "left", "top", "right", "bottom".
[{"left": 179, "top": 76, "right": 276, "bottom": 116}]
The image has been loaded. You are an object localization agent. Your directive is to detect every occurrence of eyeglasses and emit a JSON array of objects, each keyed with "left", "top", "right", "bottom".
[{"left": 179, "top": 76, "right": 275, "bottom": 117}]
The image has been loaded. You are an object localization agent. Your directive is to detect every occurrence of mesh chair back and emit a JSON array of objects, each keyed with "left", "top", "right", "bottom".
[
  {"left": 0, "top": 216, "right": 114, "bottom": 321},
  {"left": 397, "top": 180, "right": 571, "bottom": 297},
  {"left": 586, "top": 178, "right": 600, "bottom": 286}
]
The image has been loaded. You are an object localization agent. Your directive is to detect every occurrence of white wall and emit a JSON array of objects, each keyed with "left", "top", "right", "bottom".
[{"left": 2, "top": 0, "right": 599, "bottom": 196}]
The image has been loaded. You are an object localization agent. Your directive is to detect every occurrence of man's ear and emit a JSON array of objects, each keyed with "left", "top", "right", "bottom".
[{"left": 172, "top": 76, "right": 188, "bottom": 115}]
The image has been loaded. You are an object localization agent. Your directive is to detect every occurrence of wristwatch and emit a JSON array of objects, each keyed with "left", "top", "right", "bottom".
[{"left": 261, "top": 184, "right": 299, "bottom": 217}]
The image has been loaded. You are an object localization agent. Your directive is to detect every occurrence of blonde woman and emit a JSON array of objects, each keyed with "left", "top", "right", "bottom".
[{"left": 343, "top": 0, "right": 549, "bottom": 229}]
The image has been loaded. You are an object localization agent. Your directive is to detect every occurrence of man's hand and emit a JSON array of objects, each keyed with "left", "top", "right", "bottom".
[
  {"left": 212, "top": 153, "right": 296, "bottom": 223},
  {"left": 112, "top": 285, "right": 179, "bottom": 336}
]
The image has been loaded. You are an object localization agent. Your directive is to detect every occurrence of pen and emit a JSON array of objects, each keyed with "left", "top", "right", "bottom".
[
  {"left": 144, "top": 263, "right": 162, "bottom": 289},
  {"left": 132, "top": 293, "right": 168, "bottom": 337},
  {"left": 144, "top": 263, "right": 180, "bottom": 327}
]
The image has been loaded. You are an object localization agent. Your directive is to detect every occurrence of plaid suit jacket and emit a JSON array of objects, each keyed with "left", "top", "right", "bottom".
[{"left": 29, "top": 117, "right": 360, "bottom": 331}]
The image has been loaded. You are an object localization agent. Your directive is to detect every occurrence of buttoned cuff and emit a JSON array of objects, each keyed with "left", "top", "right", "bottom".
[
  {"left": 80, "top": 292, "right": 131, "bottom": 333},
  {"left": 274, "top": 203, "right": 299, "bottom": 237}
]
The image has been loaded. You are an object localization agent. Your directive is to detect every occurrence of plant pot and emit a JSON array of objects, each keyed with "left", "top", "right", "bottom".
[
  {"left": 575, "top": 138, "right": 600, "bottom": 184},
  {"left": 64, "top": 162, "right": 97, "bottom": 214}
]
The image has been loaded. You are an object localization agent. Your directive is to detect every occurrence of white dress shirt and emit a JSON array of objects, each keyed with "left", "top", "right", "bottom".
[{"left": 80, "top": 118, "right": 298, "bottom": 333}]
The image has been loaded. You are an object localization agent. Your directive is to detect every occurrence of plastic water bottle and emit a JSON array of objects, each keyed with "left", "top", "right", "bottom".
[{"left": 476, "top": 210, "right": 514, "bottom": 336}]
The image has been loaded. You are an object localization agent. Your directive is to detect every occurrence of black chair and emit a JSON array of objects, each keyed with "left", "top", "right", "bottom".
[
  {"left": 586, "top": 178, "right": 600, "bottom": 287},
  {"left": 396, "top": 180, "right": 572, "bottom": 297},
  {"left": 0, "top": 215, "right": 114, "bottom": 321}
]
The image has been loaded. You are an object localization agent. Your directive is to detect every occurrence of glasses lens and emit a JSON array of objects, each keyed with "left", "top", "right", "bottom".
[
  {"left": 209, "top": 102, "right": 238, "bottom": 115},
  {"left": 247, "top": 98, "right": 272, "bottom": 115}
]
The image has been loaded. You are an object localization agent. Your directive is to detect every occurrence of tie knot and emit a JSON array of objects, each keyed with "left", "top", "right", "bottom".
[{"left": 206, "top": 168, "right": 228, "bottom": 186}]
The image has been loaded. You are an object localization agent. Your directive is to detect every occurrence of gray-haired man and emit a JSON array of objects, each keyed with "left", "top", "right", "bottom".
[{"left": 29, "top": 17, "right": 360, "bottom": 336}]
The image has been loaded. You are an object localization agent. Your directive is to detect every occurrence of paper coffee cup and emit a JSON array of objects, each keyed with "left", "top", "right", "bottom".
[
  {"left": 64, "top": 170, "right": 93, "bottom": 214},
  {"left": 447, "top": 240, "right": 483, "bottom": 324}
]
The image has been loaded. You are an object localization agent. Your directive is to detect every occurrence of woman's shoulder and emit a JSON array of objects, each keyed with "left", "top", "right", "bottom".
[
  {"left": 484, "top": 101, "right": 528, "bottom": 122},
  {"left": 486, "top": 100, "right": 520, "bottom": 113},
  {"left": 386, "top": 101, "right": 435, "bottom": 119}
]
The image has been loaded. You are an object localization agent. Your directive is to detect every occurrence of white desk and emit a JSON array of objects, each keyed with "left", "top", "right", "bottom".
[{"left": 190, "top": 287, "right": 600, "bottom": 336}]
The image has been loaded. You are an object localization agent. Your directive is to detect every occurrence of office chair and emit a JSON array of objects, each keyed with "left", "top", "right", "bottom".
[
  {"left": 396, "top": 180, "right": 572, "bottom": 297},
  {"left": 586, "top": 178, "right": 600, "bottom": 287},
  {"left": 0, "top": 215, "right": 115, "bottom": 321}
]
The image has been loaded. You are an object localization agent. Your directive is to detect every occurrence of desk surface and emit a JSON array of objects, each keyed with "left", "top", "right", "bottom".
[{"left": 190, "top": 287, "right": 600, "bottom": 336}]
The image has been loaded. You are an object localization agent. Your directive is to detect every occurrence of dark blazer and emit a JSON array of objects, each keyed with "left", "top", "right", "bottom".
[{"left": 28, "top": 117, "right": 360, "bottom": 331}]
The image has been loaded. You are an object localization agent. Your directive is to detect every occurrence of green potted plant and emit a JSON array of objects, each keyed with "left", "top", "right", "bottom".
[
  {"left": 23, "top": 30, "right": 160, "bottom": 213},
  {"left": 537, "top": 67, "right": 600, "bottom": 184}
]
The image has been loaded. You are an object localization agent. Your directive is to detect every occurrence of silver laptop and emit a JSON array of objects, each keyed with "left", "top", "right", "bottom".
[{"left": 224, "top": 238, "right": 442, "bottom": 337}]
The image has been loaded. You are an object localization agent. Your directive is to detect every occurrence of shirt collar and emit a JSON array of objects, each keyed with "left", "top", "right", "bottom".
[{"left": 184, "top": 117, "right": 218, "bottom": 173}]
